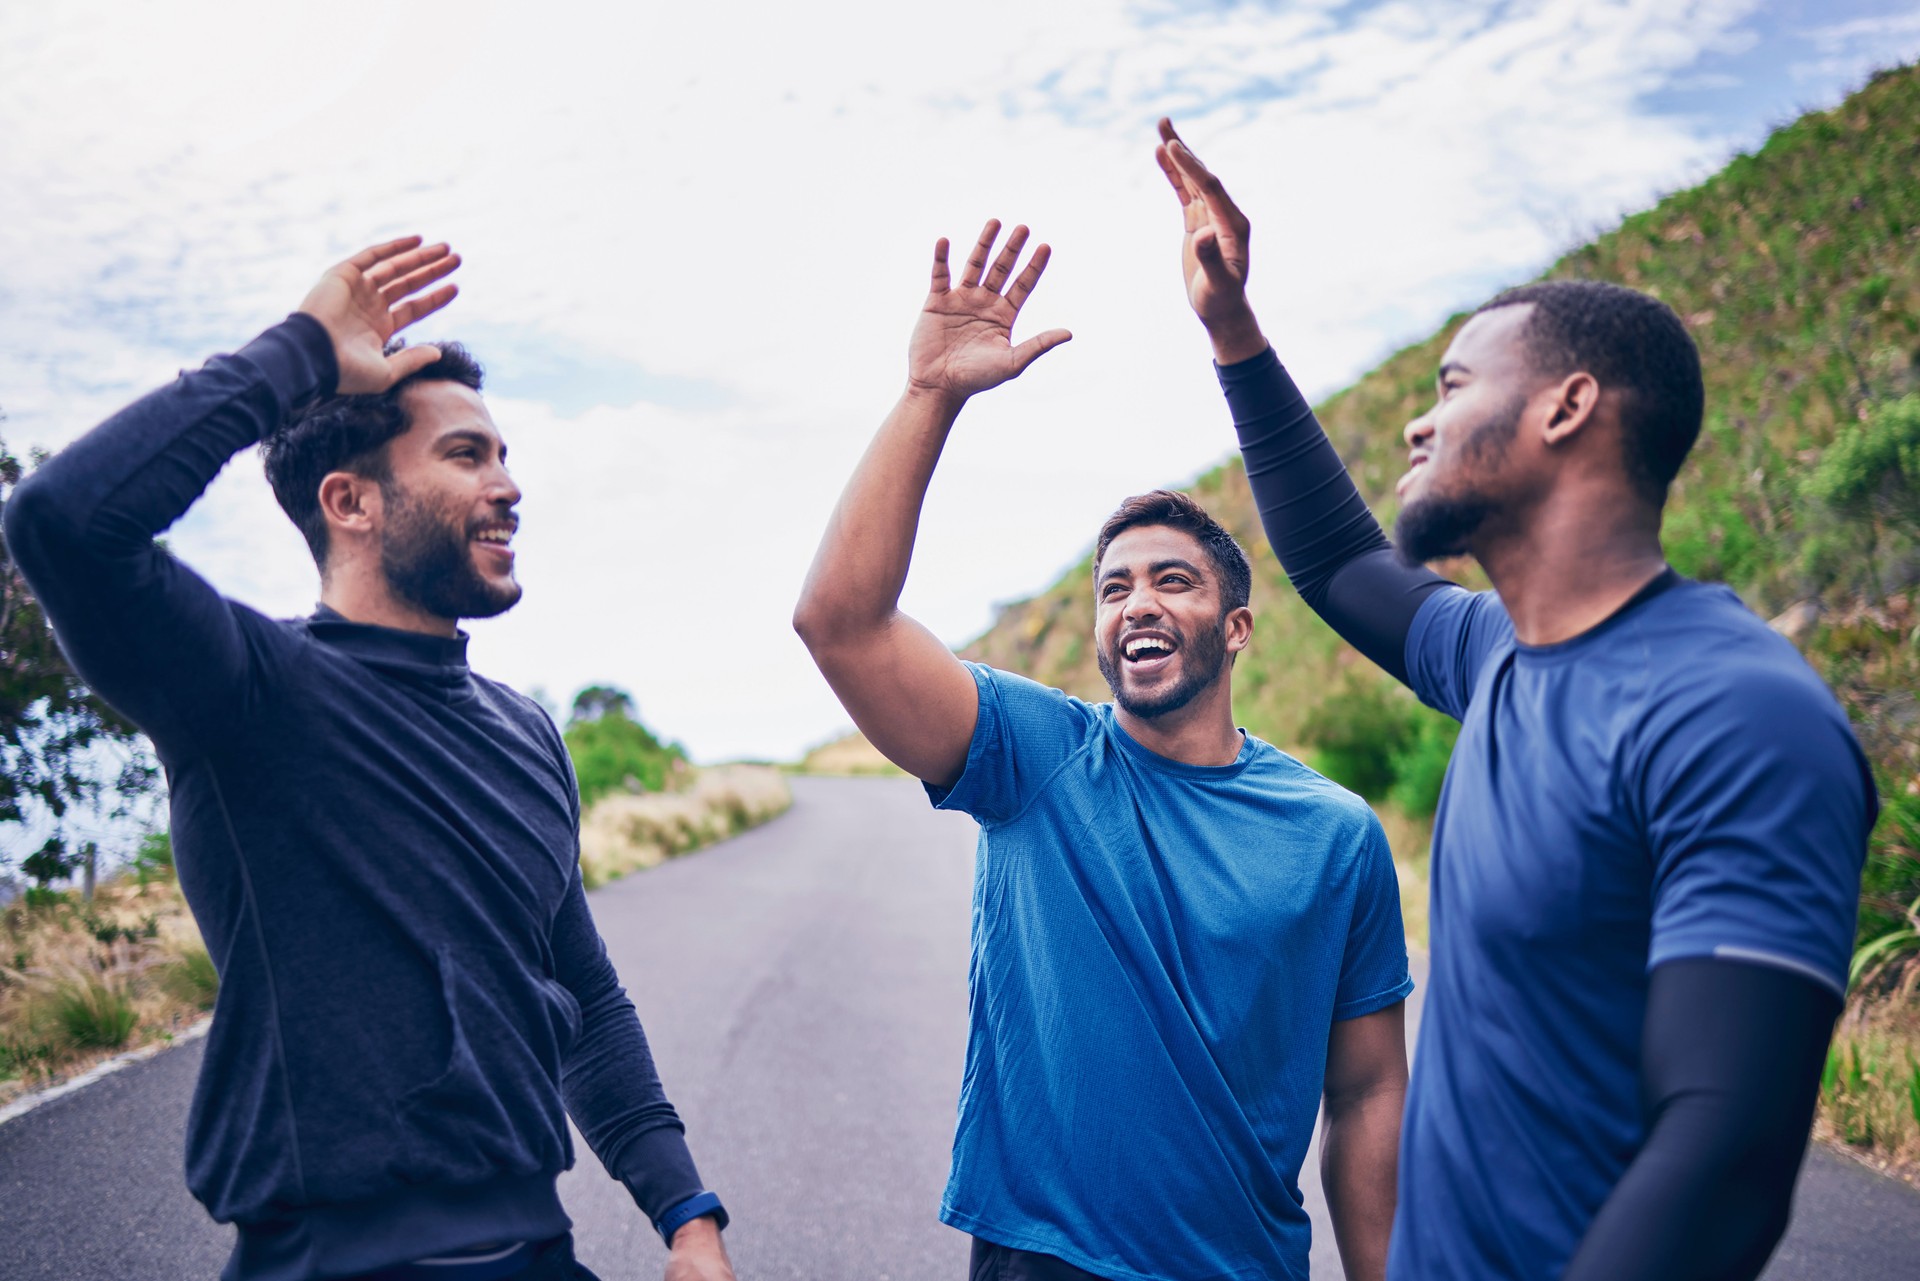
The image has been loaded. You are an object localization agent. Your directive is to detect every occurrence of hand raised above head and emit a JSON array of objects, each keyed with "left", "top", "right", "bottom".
[
  {"left": 1154, "top": 119, "right": 1254, "bottom": 327},
  {"left": 297, "top": 236, "right": 463, "bottom": 396},
  {"left": 906, "top": 219, "right": 1072, "bottom": 404}
]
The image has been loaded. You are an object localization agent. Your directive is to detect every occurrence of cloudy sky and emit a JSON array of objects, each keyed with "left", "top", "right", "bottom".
[{"left": 3, "top": 0, "right": 1918, "bottom": 764}]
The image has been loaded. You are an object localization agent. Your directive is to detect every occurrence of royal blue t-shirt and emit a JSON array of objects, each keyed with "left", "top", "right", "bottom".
[
  {"left": 1390, "top": 575, "right": 1875, "bottom": 1281},
  {"left": 928, "top": 663, "right": 1412, "bottom": 1281}
]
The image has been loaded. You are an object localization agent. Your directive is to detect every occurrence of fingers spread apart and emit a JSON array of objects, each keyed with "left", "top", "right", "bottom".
[{"left": 931, "top": 219, "right": 1054, "bottom": 311}]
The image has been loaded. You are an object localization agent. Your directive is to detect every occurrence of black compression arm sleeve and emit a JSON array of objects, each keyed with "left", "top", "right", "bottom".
[
  {"left": 1560, "top": 958, "right": 1841, "bottom": 1281},
  {"left": 1216, "top": 348, "right": 1451, "bottom": 684}
]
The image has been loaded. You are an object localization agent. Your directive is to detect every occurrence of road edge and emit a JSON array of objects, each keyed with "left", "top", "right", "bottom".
[{"left": 0, "top": 1016, "right": 212, "bottom": 1130}]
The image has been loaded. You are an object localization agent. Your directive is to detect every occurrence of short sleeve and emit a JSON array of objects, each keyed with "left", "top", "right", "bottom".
[
  {"left": 1640, "top": 664, "right": 1876, "bottom": 997},
  {"left": 1333, "top": 817, "right": 1416, "bottom": 1019},
  {"left": 1403, "top": 586, "right": 1515, "bottom": 720},
  {"left": 924, "top": 663, "right": 1097, "bottom": 826}
]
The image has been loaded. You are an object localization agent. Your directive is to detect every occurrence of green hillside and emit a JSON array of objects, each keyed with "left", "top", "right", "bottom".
[{"left": 964, "top": 65, "right": 1920, "bottom": 958}]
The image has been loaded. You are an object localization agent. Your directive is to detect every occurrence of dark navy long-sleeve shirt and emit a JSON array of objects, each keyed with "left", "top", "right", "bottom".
[{"left": 3, "top": 316, "right": 715, "bottom": 1279}]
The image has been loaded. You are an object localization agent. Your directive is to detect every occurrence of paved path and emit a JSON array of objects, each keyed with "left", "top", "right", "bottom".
[{"left": 3, "top": 776, "right": 1917, "bottom": 1278}]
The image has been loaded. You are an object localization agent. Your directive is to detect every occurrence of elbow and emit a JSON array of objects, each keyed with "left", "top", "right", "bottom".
[
  {"left": 1, "top": 469, "right": 76, "bottom": 585},
  {"left": 791, "top": 588, "right": 868, "bottom": 655}
]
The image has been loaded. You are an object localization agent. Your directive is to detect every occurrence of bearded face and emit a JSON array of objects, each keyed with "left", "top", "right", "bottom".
[{"left": 378, "top": 478, "right": 522, "bottom": 622}]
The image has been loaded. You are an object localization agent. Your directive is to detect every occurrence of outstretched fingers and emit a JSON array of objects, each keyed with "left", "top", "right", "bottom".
[
  {"left": 1003, "top": 241, "right": 1052, "bottom": 312},
  {"left": 366, "top": 241, "right": 452, "bottom": 290},
  {"left": 930, "top": 237, "right": 952, "bottom": 293},
  {"left": 389, "top": 282, "right": 460, "bottom": 333},
  {"left": 346, "top": 235, "right": 425, "bottom": 274},
  {"left": 981, "top": 224, "right": 1029, "bottom": 292},
  {"left": 959, "top": 219, "right": 1002, "bottom": 289},
  {"left": 1154, "top": 117, "right": 1194, "bottom": 206},
  {"left": 380, "top": 251, "right": 462, "bottom": 305},
  {"left": 1166, "top": 139, "right": 1247, "bottom": 237}
]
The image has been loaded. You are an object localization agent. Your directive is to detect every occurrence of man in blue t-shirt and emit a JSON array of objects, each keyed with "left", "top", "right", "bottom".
[
  {"left": 1153, "top": 122, "right": 1876, "bottom": 1281},
  {"left": 794, "top": 220, "right": 1413, "bottom": 1281}
]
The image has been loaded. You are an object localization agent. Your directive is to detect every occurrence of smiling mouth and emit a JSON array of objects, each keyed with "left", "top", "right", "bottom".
[
  {"left": 1397, "top": 455, "right": 1430, "bottom": 497},
  {"left": 472, "top": 524, "right": 517, "bottom": 561},
  {"left": 1122, "top": 633, "right": 1179, "bottom": 672}
]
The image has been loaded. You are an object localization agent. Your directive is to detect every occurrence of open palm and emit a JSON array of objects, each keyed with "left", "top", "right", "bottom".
[
  {"left": 297, "top": 237, "right": 462, "bottom": 395},
  {"left": 908, "top": 220, "right": 1071, "bottom": 400},
  {"left": 1153, "top": 119, "right": 1252, "bottom": 326}
]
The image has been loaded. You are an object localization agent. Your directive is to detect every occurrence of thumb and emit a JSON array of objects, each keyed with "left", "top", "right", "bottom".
[
  {"left": 387, "top": 344, "right": 443, "bottom": 384},
  {"left": 1012, "top": 328, "right": 1073, "bottom": 374}
]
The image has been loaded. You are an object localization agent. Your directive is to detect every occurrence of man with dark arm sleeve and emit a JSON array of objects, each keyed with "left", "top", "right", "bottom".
[
  {"left": 1152, "top": 122, "right": 1874, "bottom": 1281},
  {"left": 4, "top": 240, "right": 730, "bottom": 1281}
]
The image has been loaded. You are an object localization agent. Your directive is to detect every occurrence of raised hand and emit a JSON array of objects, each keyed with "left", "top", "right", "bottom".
[
  {"left": 296, "top": 236, "right": 462, "bottom": 395},
  {"left": 1154, "top": 120, "right": 1258, "bottom": 329},
  {"left": 907, "top": 220, "right": 1072, "bottom": 402}
]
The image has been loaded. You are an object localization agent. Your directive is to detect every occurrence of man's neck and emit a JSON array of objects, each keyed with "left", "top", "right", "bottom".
[
  {"left": 319, "top": 578, "right": 458, "bottom": 638},
  {"left": 1475, "top": 500, "right": 1669, "bottom": 646},
  {"left": 1115, "top": 683, "right": 1244, "bottom": 767}
]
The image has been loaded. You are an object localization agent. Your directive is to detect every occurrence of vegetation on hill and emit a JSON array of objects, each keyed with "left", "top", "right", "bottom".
[{"left": 964, "top": 64, "right": 1920, "bottom": 1176}]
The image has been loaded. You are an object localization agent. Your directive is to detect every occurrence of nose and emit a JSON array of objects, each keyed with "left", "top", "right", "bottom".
[
  {"left": 1123, "top": 585, "right": 1162, "bottom": 624},
  {"left": 488, "top": 463, "right": 522, "bottom": 509},
  {"left": 1404, "top": 408, "right": 1435, "bottom": 450}
]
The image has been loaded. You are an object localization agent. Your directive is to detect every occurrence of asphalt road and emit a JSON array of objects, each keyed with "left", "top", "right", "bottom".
[{"left": 3, "top": 776, "right": 1917, "bottom": 1279}]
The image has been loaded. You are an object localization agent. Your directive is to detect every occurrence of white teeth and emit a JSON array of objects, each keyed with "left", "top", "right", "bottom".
[
  {"left": 1125, "top": 637, "right": 1173, "bottom": 658},
  {"left": 475, "top": 529, "right": 513, "bottom": 544}
]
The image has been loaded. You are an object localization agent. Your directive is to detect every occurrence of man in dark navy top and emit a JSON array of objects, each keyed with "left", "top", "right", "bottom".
[
  {"left": 4, "top": 239, "right": 732, "bottom": 1281},
  {"left": 1151, "top": 123, "right": 1875, "bottom": 1281}
]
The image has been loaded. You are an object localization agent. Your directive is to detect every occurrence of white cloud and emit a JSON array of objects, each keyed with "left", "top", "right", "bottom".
[{"left": 1, "top": 0, "right": 1909, "bottom": 761}]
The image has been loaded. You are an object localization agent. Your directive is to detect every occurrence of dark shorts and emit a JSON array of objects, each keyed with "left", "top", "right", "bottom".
[{"left": 969, "top": 1236, "right": 1109, "bottom": 1281}]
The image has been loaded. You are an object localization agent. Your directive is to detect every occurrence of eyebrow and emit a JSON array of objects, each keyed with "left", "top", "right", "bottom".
[
  {"left": 1100, "top": 557, "right": 1206, "bottom": 584},
  {"left": 1437, "top": 360, "right": 1470, "bottom": 381},
  {"left": 436, "top": 428, "right": 502, "bottom": 457}
]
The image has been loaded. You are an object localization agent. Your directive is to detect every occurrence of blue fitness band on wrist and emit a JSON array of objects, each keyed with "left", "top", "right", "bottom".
[{"left": 656, "top": 1191, "right": 728, "bottom": 1245}]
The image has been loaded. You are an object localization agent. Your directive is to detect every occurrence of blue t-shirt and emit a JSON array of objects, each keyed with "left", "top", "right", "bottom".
[
  {"left": 1391, "top": 575, "right": 1875, "bottom": 1281},
  {"left": 928, "top": 663, "right": 1412, "bottom": 1281}
]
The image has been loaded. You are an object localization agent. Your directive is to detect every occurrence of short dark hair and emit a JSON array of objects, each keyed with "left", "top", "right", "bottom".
[
  {"left": 261, "top": 341, "right": 485, "bottom": 567},
  {"left": 1094, "top": 489, "right": 1252, "bottom": 613},
  {"left": 1475, "top": 280, "right": 1704, "bottom": 503}
]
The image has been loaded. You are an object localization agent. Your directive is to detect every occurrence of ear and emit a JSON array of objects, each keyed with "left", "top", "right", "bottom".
[
  {"left": 1224, "top": 605, "right": 1254, "bottom": 657},
  {"left": 317, "top": 471, "right": 382, "bottom": 547},
  {"left": 1541, "top": 371, "right": 1601, "bottom": 446}
]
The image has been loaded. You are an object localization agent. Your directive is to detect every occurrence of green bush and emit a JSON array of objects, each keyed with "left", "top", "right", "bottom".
[
  {"left": 1297, "top": 672, "right": 1455, "bottom": 807},
  {"left": 162, "top": 945, "right": 219, "bottom": 1011},
  {"left": 48, "top": 974, "right": 136, "bottom": 1050},
  {"left": 562, "top": 685, "right": 688, "bottom": 808}
]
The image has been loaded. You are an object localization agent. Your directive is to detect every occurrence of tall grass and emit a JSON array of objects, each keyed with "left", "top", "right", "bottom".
[
  {"left": 0, "top": 871, "right": 212, "bottom": 1100},
  {"left": 578, "top": 765, "right": 793, "bottom": 889}
]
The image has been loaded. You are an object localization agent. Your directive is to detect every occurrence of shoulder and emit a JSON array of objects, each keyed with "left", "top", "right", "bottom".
[
  {"left": 1627, "top": 584, "right": 1873, "bottom": 803},
  {"left": 967, "top": 661, "right": 1101, "bottom": 733},
  {"left": 1244, "top": 736, "right": 1388, "bottom": 847}
]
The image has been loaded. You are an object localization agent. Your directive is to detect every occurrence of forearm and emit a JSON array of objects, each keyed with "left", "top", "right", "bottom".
[
  {"left": 793, "top": 385, "right": 962, "bottom": 644},
  {"left": 1320, "top": 1087, "right": 1403, "bottom": 1281},
  {"left": 1561, "top": 959, "right": 1837, "bottom": 1281},
  {"left": 1216, "top": 342, "right": 1448, "bottom": 683},
  {"left": 553, "top": 876, "right": 716, "bottom": 1235}
]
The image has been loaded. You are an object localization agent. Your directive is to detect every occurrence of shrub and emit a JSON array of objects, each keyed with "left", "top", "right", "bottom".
[
  {"left": 1298, "top": 671, "right": 1457, "bottom": 809},
  {"left": 562, "top": 685, "right": 689, "bottom": 808},
  {"left": 161, "top": 944, "right": 219, "bottom": 1011},
  {"left": 47, "top": 973, "right": 137, "bottom": 1050}
]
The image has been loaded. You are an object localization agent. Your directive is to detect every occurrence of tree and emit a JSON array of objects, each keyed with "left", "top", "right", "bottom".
[{"left": 0, "top": 435, "right": 160, "bottom": 874}]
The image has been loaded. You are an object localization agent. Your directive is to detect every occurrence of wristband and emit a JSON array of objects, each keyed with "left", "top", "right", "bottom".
[{"left": 656, "top": 1190, "right": 728, "bottom": 1245}]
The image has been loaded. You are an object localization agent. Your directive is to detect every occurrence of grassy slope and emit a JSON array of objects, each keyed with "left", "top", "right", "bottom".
[{"left": 966, "top": 63, "right": 1920, "bottom": 926}]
